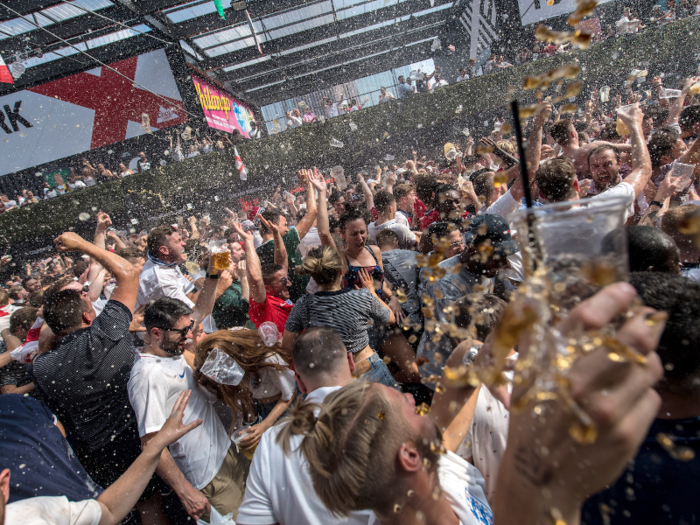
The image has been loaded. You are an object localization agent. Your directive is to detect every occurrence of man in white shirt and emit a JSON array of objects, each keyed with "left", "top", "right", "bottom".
[
  {"left": 378, "top": 87, "right": 395, "bottom": 104},
  {"left": 535, "top": 104, "right": 652, "bottom": 223},
  {"left": 393, "top": 183, "right": 416, "bottom": 228},
  {"left": 367, "top": 190, "right": 417, "bottom": 249},
  {"left": 322, "top": 97, "right": 341, "bottom": 118},
  {"left": 237, "top": 327, "right": 370, "bottom": 525},
  {"left": 2, "top": 390, "right": 203, "bottom": 525},
  {"left": 128, "top": 297, "right": 248, "bottom": 522},
  {"left": 137, "top": 225, "right": 195, "bottom": 308}
]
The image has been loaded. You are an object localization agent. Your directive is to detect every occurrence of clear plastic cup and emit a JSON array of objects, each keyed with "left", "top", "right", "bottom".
[
  {"left": 330, "top": 138, "right": 344, "bottom": 148},
  {"left": 671, "top": 161, "right": 696, "bottom": 191},
  {"left": 659, "top": 88, "right": 682, "bottom": 99},
  {"left": 615, "top": 103, "right": 636, "bottom": 136},
  {"left": 209, "top": 240, "right": 230, "bottom": 270},
  {"left": 513, "top": 195, "right": 630, "bottom": 313},
  {"left": 258, "top": 321, "right": 279, "bottom": 346},
  {"left": 330, "top": 166, "right": 347, "bottom": 190},
  {"left": 444, "top": 142, "right": 457, "bottom": 161}
]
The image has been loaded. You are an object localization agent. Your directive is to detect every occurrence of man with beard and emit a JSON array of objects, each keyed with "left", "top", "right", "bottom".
[
  {"left": 416, "top": 215, "right": 518, "bottom": 387},
  {"left": 128, "top": 297, "right": 249, "bottom": 523}
]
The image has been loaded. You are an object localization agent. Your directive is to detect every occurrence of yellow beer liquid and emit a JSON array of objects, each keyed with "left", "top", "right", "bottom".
[
  {"left": 690, "top": 83, "right": 700, "bottom": 96},
  {"left": 213, "top": 251, "right": 230, "bottom": 270},
  {"left": 242, "top": 444, "right": 257, "bottom": 460},
  {"left": 616, "top": 118, "right": 630, "bottom": 136}
]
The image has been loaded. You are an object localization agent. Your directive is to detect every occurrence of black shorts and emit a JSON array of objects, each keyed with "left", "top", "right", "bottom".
[{"left": 78, "top": 423, "right": 165, "bottom": 502}]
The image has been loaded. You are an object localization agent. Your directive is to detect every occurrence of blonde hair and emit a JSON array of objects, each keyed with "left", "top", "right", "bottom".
[
  {"left": 193, "top": 329, "right": 290, "bottom": 428},
  {"left": 276, "top": 381, "right": 437, "bottom": 516},
  {"left": 295, "top": 245, "right": 342, "bottom": 285}
]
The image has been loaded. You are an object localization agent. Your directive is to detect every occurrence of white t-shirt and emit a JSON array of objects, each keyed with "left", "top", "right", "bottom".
[
  {"left": 484, "top": 189, "right": 520, "bottom": 225},
  {"left": 0, "top": 304, "right": 19, "bottom": 332},
  {"left": 84, "top": 177, "right": 96, "bottom": 186},
  {"left": 457, "top": 358, "right": 516, "bottom": 503},
  {"left": 394, "top": 211, "right": 411, "bottom": 228},
  {"left": 128, "top": 353, "right": 230, "bottom": 490},
  {"left": 244, "top": 354, "right": 296, "bottom": 401},
  {"left": 378, "top": 92, "right": 395, "bottom": 103},
  {"left": 237, "top": 386, "right": 372, "bottom": 525},
  {"left": 69, "top": 181, "right": 87, "bottom": 191},
  {"left": 368, "top": 219, "right": 416, "bottom": 249},
  {"left": 589, "top": 181, "right": 635, "bottom": 222},
  {"left": 6, "top": 496, "right": 101, "bottom": 525},
  {"left": 297, "top": 226, "right": 322, "bottom": 258},
  {"left": 137, "top": 259, "right": 195, "bottom": 309},
  {"left": 367, "top": 452, "right": 492, "bottom": 525},
  {"left": 325, "top": 103, "right": 339, "bottom": 118}
]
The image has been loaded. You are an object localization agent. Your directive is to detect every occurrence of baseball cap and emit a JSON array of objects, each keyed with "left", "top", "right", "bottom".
[{"left": 463, "top": 214, "right": 519, "bottom": 257}]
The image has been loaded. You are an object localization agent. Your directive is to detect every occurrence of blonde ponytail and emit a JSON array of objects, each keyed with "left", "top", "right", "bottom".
[{"left": 294, "top": 245, "right": 342, "bottom": 285}]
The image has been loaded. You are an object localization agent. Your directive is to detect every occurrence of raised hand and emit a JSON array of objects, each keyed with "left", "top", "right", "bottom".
[
  {"left": 231, "top": 222, "right": 254, "bottom": 242},
  {"left": 96, "top": 211, "right": 112, "bottom": 232},
  {"left": 54, "top": 232, "right": 86, "bottom": 253},
  {"left": 308, "top": 167, "right": 327, "bottom": 193}
]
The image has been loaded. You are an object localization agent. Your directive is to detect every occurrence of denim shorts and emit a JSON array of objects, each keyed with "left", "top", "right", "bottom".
[{"left": 361, "top": 353, "right": 400, "bottom": 390}]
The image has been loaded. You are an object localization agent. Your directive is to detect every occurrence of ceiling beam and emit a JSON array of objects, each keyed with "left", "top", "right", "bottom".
[
  {"left": 200, "top": 0, "right": 451, "bottom": 70},
  {"left": 233, "top": 21, "right": 444, "bottom": 92},
  {"left": 0, "top": 1, "right": 64, "bottom": 23},
  {"left": 243, "top": 39, "right": 435, "bottom": 105},
  {"left": 219, "top": 10, "right": 447, "bottom": 86}
]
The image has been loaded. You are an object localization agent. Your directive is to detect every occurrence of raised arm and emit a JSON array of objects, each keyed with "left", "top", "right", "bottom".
[
  {"left": 54, "top": 232, "right": 139, "bottom": 313},
  {"left": 259, "top": 215, "right": 288, "bottom": 272},
  {"left": 665, "top": 77, "right": 698, "bottom": 127},
  {"left": 191, "top": 260, "right": 228, "bottom": 327},
  {"left": 308, "top": 168, "right": 332, "bottom": 246},
  {"left": 232, "top": 222, "right": 266, "bottom": 304},
  {"left": 294, "top": 173, "right": 318, "bottom": 240},
  {"left": 617, "top": 103, "right": 653, "bottom": 199},
  {"left": 358, "top": 174, "right": 374, "bottom": 211}
]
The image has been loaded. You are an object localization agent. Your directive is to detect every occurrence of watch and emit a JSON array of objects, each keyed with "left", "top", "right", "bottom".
[
  {"left": 205, "top": 272, "right": 221, "bottom": 280},
  {"left": 649, "top": 200, "right": 663, "bottom": 208}
]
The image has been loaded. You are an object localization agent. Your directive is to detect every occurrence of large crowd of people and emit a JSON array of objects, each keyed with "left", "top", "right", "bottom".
[{"left": 1, "top": 4, "right": 700, "bottom": 525}]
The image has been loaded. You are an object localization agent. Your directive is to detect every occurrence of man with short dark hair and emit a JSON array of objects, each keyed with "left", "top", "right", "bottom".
[
  {"left": 535, "top": 104, "right": 652, "bottom": 222},
  {"left": 587, "top": 144, "right": 623, "bottom": 194},
  {"left": 661, "top": 204, "right": 700, "bottom": 281},
  {"left": 21, "top": 276, "right": 41, "bottom": 294},
  {"left": 128, "top": 296, "right": 248, "bottom": 522},
  {"left": 237, "top": 327, "right": 369, "bottom": 525},
  {"left": 393, "top": 183, "right": 416, "bottom": 228},
  {"left": 30, "top": 232, "right": 167, "bottom": 523},
  {"left": 626, "top": 225, "right": 681, "bottom": 274},
  {"left": 138, "top": 224, "right": 194, "bottom": 308},
  {"left": 376, "top": 230, "right": 421, "bottom": 330},
  {"left": 419, "top": 184, "right": 464, "bottom": 230},
  {"left": 679, "top": 104, "right": 700, "bottom": 138},
  {"left": 368, "top": 190, "right": 417, "bottom": 249}
]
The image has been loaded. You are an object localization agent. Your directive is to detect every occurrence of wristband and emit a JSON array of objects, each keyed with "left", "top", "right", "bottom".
[
  {"left": 205, "top": 272, "right": 221, "bottom": 280},
  {"left": 649, "top": 200, "right": 663, "bottom": 208}
]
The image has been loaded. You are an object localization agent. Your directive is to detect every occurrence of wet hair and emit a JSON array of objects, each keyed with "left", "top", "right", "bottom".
[
  {"left": 535, "top": 158, "right": 577, "bottom": 202},
  {"left": 116, "top": 247, "right": 146, "bottom": 265},
  {"left": 373, "top": 190, "right": 395, "bottom": 213},
  {"left": 147, "top": 224, "right": 177, "bottom": 257},
  {"left": 194, "top": 329, "right": 290, "bottom": 428},
  {"left": 393, "top": 183, "right": 414, "bottom": 203},
  {"left": 472, "top": 171, "right": 496, "bottom": 201},
  {"left": 550, "top": 119, "right": 574, "bottom": 146},
  {"left": 260, "top": 209, "right": 283, "bottom": 235},
  {"left": 376, "top": 229, "right": 399, "bottom": 248},
  {"left": 414, "top": 173, "right": 438, "bottom": 203},
  {"left": 647, "top": 127, "right": 680, "bottom": 168},
  {"left": 626, "top": 226, "right": 680, "bottom": 274},
  {"left": 43, "top": 276, "right": 75, "bottom": 302},
  {"left": 291, "top": 327, "right": 348, "bottom": 381},
  {"left": 9, "top": 307, "right": 38, "bottom": 339},
  {"left": 7, "top": 285, "right": 23, "bottom": 301},
  {"left": 40, "top": 275, "right": 57, "bottom": 288},
  {"left": 598, "top": 121, "right": 623, "bottom": 142},
  {"left": 679, "top": 104, "right": 700, "bottom": 133},
  {"left": 276, "top": 380, "right": 438, "bottom": 516},
  {"left": 452, "top": 294, "right": 507, "bottom": 341},
  {"left": 21, "top": 276, "right": 38, "bottom": 290},
  {"left": 261, "top": 263, "right": 285, "bottom": 285},
  {"left": 295, "top": 245, "right": 342, "bottom": 285},
  {"left": 328, "top": 191, "right": 344, "bottom": 205},
  {"left": 428, "top": 221, "right": 457, "bottom": 240},
  {"left": 496, "top": 140, "right": 516, "bottom": 155},
  {"left": 43, "top": 289, "right": 90, "bottom": 333},
  {"left": 338, "top": 207, "right": 367, "bottom": 232},
  {"left": 644, "top": 106, "right": 668, "bottom": 128},
  {"left": 587, "top": 144, "right": 621, "bottom": 167},
  {"left": 72, "top": 260, "right": 89, "bottom": 279},
  {"left": 27, "top": 291, "right": 43, "bottom": 308},
  {"left": 144, "top": 297, "right": 192, "bottom": 332},
  {"left": 0, "top": 289, "right": 8, "bottom": 306},
  {"left": 629, "top": 272, "right": 700, "bottom": 393}
]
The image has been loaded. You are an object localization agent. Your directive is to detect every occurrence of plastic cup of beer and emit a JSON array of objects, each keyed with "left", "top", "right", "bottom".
[
  {"left": 209, "top": 240, "right": 230, "bottom": 270},
  {"left": 671, "top": 161, "right": 696, "bottom": 191},
  {"left": 615, "top": 104, "right": 636, "bottom": 136},
  {"left": 330, "top": 166, "right": 347, "bottom": 190}
]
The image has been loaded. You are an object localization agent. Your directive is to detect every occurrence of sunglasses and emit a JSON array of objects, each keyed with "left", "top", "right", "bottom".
[
  {"left": 159, "top": 321, "right": 194, "bottom": 339},
  {"left": 279, "top": 277, "right": 289, "bottom": 286}
]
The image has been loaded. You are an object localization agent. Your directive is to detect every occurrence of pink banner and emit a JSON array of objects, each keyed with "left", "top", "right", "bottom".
[{"left": 192, "top": 75, "right": 256, "bottom": 137}]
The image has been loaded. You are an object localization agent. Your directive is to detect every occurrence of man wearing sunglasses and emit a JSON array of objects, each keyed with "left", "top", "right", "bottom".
[{"left": 128, "top": 285, "right": 248, "bottom": 523}]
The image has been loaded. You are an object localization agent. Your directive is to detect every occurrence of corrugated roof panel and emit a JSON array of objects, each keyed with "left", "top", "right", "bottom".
[
  {"left": 167, "top": 1, "right": 232, "bottom": 23},
  {"left": 223, "top": 55, "right": 272, "bottom": 71},
  {"left": 260, "top": 1, "right": 333, "bottom": 30}
]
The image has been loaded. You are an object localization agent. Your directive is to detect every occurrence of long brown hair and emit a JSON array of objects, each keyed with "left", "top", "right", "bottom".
[{"left": 193, "top": 329, "right": 290, "bottom": 429}]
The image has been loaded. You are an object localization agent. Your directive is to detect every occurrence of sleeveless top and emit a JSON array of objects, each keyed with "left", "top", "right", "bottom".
[{"left": 343, "top": 246, "right": 386, "bottom": 300}]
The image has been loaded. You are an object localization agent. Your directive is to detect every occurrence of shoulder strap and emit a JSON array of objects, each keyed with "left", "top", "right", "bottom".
[{"left": 365, "top": 245, "right": 379, "bottom": 264}]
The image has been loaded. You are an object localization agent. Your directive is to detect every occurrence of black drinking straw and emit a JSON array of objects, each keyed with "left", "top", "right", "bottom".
[{"left": 510, "top": 99, "right": 541, "bottom": 267}]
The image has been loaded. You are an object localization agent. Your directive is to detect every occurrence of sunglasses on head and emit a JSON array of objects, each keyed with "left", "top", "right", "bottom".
[{"left": 159, "top": 320, "right": 194, "bottom": 339}]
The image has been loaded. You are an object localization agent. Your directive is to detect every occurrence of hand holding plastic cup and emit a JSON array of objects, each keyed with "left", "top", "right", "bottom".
[
  {"left": 258, "top": 321, "right": 279, "bottom": 347},
  {"left": 670, "top": 161, "right": 697, "bottom": 191}
]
